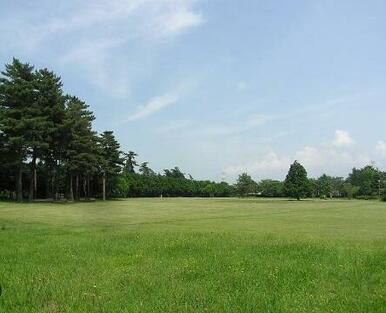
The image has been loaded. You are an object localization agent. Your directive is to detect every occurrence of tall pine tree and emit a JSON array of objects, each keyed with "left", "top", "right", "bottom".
[
  {"left": 0, "top": 59, "right": 35, "bottom": 201},
  {"left": 63, "top": 96, "right": 98, "bottom": 201},
  {"left": 98, "top": 131, "right": 123, "bottom": 200}
]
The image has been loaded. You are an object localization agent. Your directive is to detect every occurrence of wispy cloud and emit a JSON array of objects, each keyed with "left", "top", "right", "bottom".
[
  {"left": 150, "top": 2, "right": 204, "bottom": 39},
  {"left": 332, "top": 129, "right": 355, "bottom": 147},
  {"left": 376, "top": 140, "right": 386, "bottom": 157},
  {"left": 124, "top": 93, "right": 179, "bottom": 122},
  {"left": 60, "top": 38, "right": 130, "bottom": 97},
  {"left": 188, "top": 114, "right": 278, "bottom": 137},
  {"left": 4, "top": 0, "right": 205, "bottom": 96},
  {"left": 9, "top": 0, "right": 204, "bottom": 49}
]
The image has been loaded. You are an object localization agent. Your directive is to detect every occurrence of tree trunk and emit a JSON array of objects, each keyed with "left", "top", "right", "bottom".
[
  {"left": 29, "top": 156, "right": 37, "bottom": 201},
  {"left": 46, "top": 175, "right": 52, "bottom": 199},
  {"left": 52, "top": 168, "right": 57, "bottom": 201},
  {"left": 102, "top": 173, "right": 106, "bottom": 201},
  {"left": 87, "top": 175, "right": 90, "bottom": 199},
  {"left": 67, "top": 174, "right": 74, "bottom": 202},
  {"left": 54, "top": 177, "right": 59, "bottom": 200},
  {"left": 34, "top": 168, "right": 37, "bottom": 195},
  {"left": 83, "top": 177, "right": 87, "bottom": 200},
  {"left": 28, "top": 174, "right": 33, "bottom": 201},
  {"left": 75, "top": 175, "right": 79, "bottom": 201},
  {"left": 16, "top": 166, "right": 23, "bottom": 202}
]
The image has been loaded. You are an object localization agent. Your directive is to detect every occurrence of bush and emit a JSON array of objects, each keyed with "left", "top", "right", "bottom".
[{"left": 355, "top": 195, "right": 379, "bottom": 200}]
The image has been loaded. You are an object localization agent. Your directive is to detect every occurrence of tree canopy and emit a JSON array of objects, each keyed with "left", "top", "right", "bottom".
[
  {"left": 236, "top": 173, "right": 257, "bottom": 196},
  {"left": 284, "top": 161, "right": 309, "bottom": 200}
]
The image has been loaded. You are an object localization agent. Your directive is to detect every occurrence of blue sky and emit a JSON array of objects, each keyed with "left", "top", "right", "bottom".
[{"left": 1, "top": 0, "right": 386, "bottom": 181}]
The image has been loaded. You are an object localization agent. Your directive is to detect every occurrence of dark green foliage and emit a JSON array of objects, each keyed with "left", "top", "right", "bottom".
[
  {"left": 116, "top": 173, "right": 234, "bottom": 197},
  {"left": 63, "top": 97, "right": 97, "bottom": 173},
  {"left": 0, "top": 132, "right": 14, "bottom": 198},
  {"left": 342, "top": 183, "right": 359, "bottom": 199},
  {"left": 284, "top": 161, "right": 309, "bottom": 200},
  {"left": 0, "top": 59, "right": 110, "bottom": 201},
  {"left": 31, "top": 68, "right": 65, "bottom": 200},
  {"left": 317, "top": 174, "right": 332, "bottom": 198},
  {"left": 98, "top": 131, "right": 123, "bottom": 176},
  {"left": 257, "top": 179, "right": 284, "bottom": 197},
  {"left": 347, "top": 166, "right": 383, "bottom": 198},
  {"left": 139, "top": 162, "right": 155, "bottom": 176},
  {"left": 312, "top": 174, "right": 345, "bottom": 198},
  {"left": 0, "top": 59, "right": 35, "bottom": 201},
  {"left": 236, "top": 173, "right": 257, "bottom": 196},
  {"left": 62, "top": 96, "right": 100, "bottom": 200},
  {"left": 118, "top": 157, "right": 231, "bottom": 199},
  {"left": 164, "top": 167, "right": 185, "bottom": 179},
  {"left": 123, "top": 151, "right": 138, "bottom": 174},
  {"left": 98, "top": 131, "right": 124, "bottom": 198}
]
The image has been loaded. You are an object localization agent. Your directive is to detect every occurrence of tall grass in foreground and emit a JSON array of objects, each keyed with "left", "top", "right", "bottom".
[{"left": 0, "top": 198, "right": 386, "bottom": 312}]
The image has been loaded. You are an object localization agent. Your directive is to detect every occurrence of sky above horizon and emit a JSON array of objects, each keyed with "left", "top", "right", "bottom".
[{"left": 1, "top": 0, "right": 386, "bottom": 182}]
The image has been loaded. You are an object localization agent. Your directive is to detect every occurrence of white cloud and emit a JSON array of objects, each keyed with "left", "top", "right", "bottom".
[
  {"left": 332, "top": 129, "right": 354, "bottom": 147},
  {"left": 295, "top": 146, "right": 325, "bottom": 168},
  {"left": 376, "top": 140, "right": 386, "bottom": 157},
  {"left": 296, "top": 145, "right": 369, "bottom": 171},
  {"left": 223, "top": 152, "right": 290, "bottom": 177},
  {"left": 223, "top": 142, "right": 371, "bottom": 180},
  {"left": 124, "top": 93, "right": 178, "bottom": 121},
  {"left": 152, "top": 2, "right": 203, "bottom": 38}
]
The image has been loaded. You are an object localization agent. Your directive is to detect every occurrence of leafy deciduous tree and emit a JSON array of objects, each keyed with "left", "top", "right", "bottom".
[
  {"left": 284, "top": 161, "right": 309, "bottom": 200},
  {"left": 236, "top": 173, "right": 257, "bottom": 196}
]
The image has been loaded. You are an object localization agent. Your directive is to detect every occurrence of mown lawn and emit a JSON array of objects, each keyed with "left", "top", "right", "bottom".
[{"left": 0, "top": 198, "right": 386, "bottom": 312}]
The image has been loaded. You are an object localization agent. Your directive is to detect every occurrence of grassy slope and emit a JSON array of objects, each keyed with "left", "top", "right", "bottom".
[{"left": 0, "top": 198, "right": 385, "bottom": 312}]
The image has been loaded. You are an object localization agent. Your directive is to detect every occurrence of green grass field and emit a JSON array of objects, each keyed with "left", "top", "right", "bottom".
[{"left": 1, "top": 198, "right": 386, "bottom": 312}]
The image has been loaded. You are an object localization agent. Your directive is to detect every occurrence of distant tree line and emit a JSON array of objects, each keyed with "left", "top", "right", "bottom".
[
  {"left": 236, "top": 161, "right": 386, "bottom": 200},
  {"left": 1, "top": 59, "right": 385, "bottom": 202},
  {"left": 117, "top": 167, "right": 233, "bottom": 198}
]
